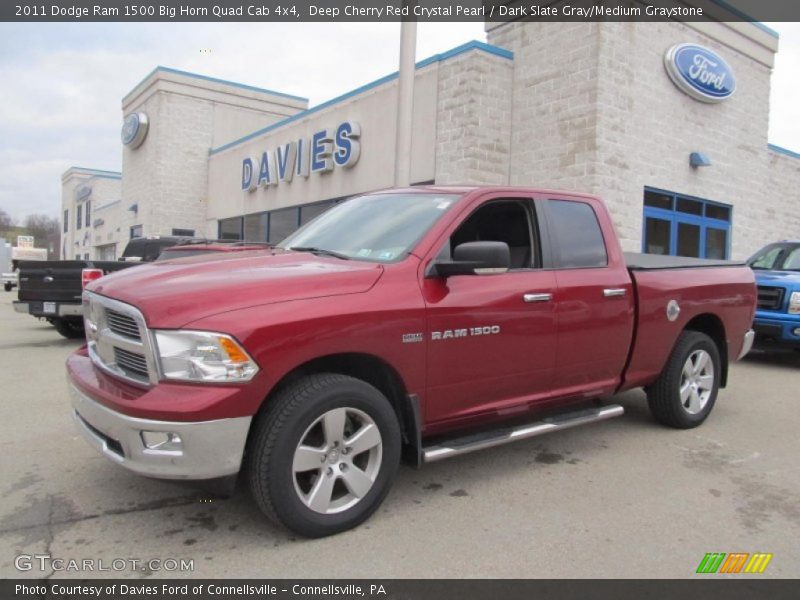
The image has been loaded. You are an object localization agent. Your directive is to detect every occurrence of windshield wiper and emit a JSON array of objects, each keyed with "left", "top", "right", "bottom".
[{"left": 289, "top": 246, "right": 351, "bottom": 260}]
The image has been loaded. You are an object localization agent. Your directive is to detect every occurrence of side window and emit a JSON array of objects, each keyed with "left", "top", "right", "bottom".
[
  {"left": 144, "top": 243, "right": 166, "bottom": 262},
  {"left": 441, "top": 200, "right": 536, "bottom": 269},
  {"left": 547, "top": 199, "right": 608, "bottom": 268}
]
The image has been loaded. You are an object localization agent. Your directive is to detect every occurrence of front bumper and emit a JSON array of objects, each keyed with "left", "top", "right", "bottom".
[
  {"left": 13, "top": 300, "right": 83, "bottom": 317},
  {"left": 69, "top": 384, "right": 252, "bottom": 480},
  {"left": 737, "top": 329, "right": 755, "bottom": 360},
  {"left": 753, "top": 313, "right": 800, "bottom": 347}
]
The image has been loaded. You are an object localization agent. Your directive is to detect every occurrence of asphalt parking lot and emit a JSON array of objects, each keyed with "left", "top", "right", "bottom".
[{"left": 1, "top": 294, "right": 798, "bottom": 579}]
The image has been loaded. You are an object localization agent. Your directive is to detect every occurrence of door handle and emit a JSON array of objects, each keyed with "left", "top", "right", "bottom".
[
  {"left": 523, "top": 293, "right": 552, "bottom": 303},
  {"left": 603, "top": 288, "right": 627, "bottom": 298}
]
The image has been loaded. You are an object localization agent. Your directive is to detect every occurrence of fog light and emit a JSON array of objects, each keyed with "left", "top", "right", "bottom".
[
  {"left": 141, "top": 431, "right": 183, "bottom": 452},
  {"left": 793, "top": 327, "right": 800, "bottom": 337}
]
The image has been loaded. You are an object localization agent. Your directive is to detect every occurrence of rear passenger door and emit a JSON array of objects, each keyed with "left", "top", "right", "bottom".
[{"left": 541, "top": 198, "right": 635, "bottom": 398}]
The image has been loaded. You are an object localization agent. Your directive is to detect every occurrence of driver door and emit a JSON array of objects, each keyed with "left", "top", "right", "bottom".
[{"left": 421, "top": 196, "right": 557, "bottom": 425}]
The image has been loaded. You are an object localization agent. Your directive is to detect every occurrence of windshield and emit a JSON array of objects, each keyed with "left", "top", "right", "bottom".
[
  {"left": 749, "top": 244, "right": 800, "bottom": 271},
  {"left": 278, "top": 193, "right": 460, "bottom": 262}
]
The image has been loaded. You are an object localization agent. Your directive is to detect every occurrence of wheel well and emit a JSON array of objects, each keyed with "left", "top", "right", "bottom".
[
  {"left": 684, "top": 314, "right": 728, "bottom": 387},
  {"left": 262, "top": 353, "right": 416, "bottom": 446}
]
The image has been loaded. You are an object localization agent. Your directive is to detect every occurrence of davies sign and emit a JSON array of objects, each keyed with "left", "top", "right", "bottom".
[
  {"left": 241, "top": 121, "right": 361, "bottom": 191},
  {"left": 664, "top": 44, "right": 736, "bottom": 103}
]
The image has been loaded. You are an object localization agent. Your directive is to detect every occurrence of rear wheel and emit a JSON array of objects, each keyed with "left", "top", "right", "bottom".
[
  {"left": 248, "top": 373, "right": 401, "bottom": 537},
  {"left": 646, "top": 331, "right": 721, "bottom": 429},
  {"left": 52, "top": 318, "right": 84, "bottom": 339},
  {"left": 4, "top": 282, "right": 11, "bottom": 292}
]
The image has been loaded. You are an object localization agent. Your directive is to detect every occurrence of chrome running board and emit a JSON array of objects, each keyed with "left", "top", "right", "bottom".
[{"left": 422, "top": 404, "right": 624, "bottom": 463}]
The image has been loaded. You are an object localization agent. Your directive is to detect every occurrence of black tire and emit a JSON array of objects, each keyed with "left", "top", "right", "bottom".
[
  {"left": 52, "top": 318, "right": 85, "bottom": 339},
  {"left": 646, "top": 331, "right": 721, "bottom": 429},
  {"left": 248, "top": 373, "right": 401, "bottom": 538},
  {"left": 4, "top": 282, "right": 11, "bottom": 292}
]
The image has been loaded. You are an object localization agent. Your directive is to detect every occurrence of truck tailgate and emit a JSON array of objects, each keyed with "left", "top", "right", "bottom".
[{"left": 17, "top": 260, "right": 86, "bottom": 303}]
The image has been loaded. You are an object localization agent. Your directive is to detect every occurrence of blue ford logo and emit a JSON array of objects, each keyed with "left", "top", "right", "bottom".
[{"left": 664, "top": 44, "right": 736, "bottom": 103}]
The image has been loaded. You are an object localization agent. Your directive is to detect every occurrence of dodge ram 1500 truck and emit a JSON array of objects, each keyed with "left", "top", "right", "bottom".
[{"left": 67, "top": 187, "right": 756, "bottom": 537}]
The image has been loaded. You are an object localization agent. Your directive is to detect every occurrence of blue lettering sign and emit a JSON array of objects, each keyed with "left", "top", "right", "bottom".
[
  {"left": 311, "top": 129, "right": 334, "bottom": 173},
  {"left": 276, "top": 142, "right": 296, "bottom": 182},
  {"left": 334, "top": 121, "right": 361, "bottom": 168},
  {"left": 241, "top": 157, "right": 254, "bottom": 191},
  {"left": 239, "top": 122, "right": 361, "bottom": 192}
]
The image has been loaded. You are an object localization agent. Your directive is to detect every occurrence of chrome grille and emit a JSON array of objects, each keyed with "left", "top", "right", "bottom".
[
  {"left": 83, "top": 292, "right": 156, "bottom": 387},
  {"left": 106, "top": 309, "right": 141, "bottom": 340},
  {"left": 113, "top": 347, "right": 149, "bottom": 380},
  {"left": 757, "top": 286, "right": 784, "bottom": 311}
]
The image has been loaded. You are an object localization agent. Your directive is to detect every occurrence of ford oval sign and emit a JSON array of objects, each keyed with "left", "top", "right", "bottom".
[
  {"left": 121, "top": 112, "right": 149, "bottom": 148},
  {"left": 664, "top": 44, "right": 736, "bottom": 103}
]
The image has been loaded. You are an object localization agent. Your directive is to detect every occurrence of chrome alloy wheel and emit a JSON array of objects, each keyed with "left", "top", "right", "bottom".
[
  {"left": 680, "top": 349, "right": 715, "bottom": 415},
  {"left": 292, "top": 407, "right": 383, "bottom": 515}
]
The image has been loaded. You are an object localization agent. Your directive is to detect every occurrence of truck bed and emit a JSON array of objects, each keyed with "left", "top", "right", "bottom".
[
  {"left": 624, "top": 252, "right": 746, "bottom": 271},
  {"left": 17, "top": 259, "right": 131, "bottom": 303}
]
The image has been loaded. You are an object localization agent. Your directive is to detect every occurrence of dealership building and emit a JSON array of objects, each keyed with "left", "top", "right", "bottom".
[{"left": 61, "top": 15, "right": 799, "bottom": 262}]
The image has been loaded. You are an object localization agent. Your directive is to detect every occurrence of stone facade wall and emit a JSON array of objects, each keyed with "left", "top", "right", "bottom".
[
  {"left": 489, "top": 22, "right": 602, "bottom": 194},
  {"left": 488, "top": 21, "right": 799, "bottom": 258},
  {"left": 434, "top": 50, "right": 513, "bottom": 185},
  {"left": 764, "top": 149, "right": 800, "bottom": 245}
]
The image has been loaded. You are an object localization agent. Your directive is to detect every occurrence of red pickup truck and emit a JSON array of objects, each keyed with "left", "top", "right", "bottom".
[{"left": 67, "top": 187, "right": 756, "bottom": 537}]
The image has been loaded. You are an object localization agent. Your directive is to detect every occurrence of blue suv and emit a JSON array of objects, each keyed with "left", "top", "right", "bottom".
[{"left": 749, "top": 241, "right": 800, "bottom": 351}]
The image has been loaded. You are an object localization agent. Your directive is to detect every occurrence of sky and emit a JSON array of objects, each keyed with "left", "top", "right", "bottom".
[{"left": 0, "top": 21, "right": 798, "bottom": 222}]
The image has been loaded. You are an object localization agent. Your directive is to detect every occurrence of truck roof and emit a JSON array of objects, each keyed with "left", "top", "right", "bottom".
[{"left": 372, "top": 185, "right": 602, "bottom": 201}]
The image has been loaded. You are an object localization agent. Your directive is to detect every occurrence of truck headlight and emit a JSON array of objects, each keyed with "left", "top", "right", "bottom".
[
  {"left": 789, "top": 292, "right": 800, "bottom": 315},
  {"left": 153, "top": 330, "right": 259, "bottom": 383}
]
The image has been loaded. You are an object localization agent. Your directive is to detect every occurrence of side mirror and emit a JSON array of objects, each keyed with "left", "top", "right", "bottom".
[{"left": 432, "top": 241, "right": 510, "bottom": 277}]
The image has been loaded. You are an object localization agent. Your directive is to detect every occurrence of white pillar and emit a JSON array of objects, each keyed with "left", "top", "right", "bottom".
[{"left": 394, "top": 20, "right": 417, "bottom": 187}]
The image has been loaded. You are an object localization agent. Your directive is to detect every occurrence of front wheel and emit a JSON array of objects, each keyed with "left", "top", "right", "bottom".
[
  {"left": 4, "top": 282, "right": 12, "bottom": 292},
  {"left": 646, "top": 331, "right": 721, "bottom": 429},
  {"left": 248, "top": 373, "right": 401, "bottom": 537},
  {"left": 52, "top": 318, "right": 85, "bottom": 339}
]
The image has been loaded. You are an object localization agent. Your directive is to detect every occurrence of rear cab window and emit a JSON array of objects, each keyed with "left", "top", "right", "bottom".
[{"left": 544, "top": 199, "right": 608, "bottom": 268}]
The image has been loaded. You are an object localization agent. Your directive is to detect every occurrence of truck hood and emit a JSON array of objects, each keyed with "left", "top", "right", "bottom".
[
  {"left": 754, "top": 270, "right": 800, "bottom": 286},
  {"left": 87, "top": 250, "right": 384, "bottom": 327}
]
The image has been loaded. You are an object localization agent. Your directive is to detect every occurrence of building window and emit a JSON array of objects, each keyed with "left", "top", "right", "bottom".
[
  {"left": 300, "top": 201, "right": 335, "bottom": 225},
  {"left": 76, "top": 204, "right": 82, "bottom": 230},
  {"left": 643, "top": 188, "right": 731, "bottom": 259},
  {"left": 63, "top": 210, "right": 68, "bottom": 233},
  {"left": 171, "top": 228, "right": 195, "bottom": 237},
  {"left": 244, "top": 213, "right": 268, "bottom": 243},
  {"left": 85, "top": 201, "right": 91, "bottom": 227},
  {"left": 219, "top": 217, "right": 243, "bottom": 240},
  {"left": 268, "top": 208, "right": 300, "bottom": 243},
  {"left": 130, "top": 225, "right": 143, "bottom": 239}
]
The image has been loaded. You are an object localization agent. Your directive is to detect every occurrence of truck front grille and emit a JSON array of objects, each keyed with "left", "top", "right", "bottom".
[
  {"left": 113, "top": 347, "right": 150, "bottom": 380},
  {"left": 106, "top": 309, "right": 141, "bottom": 340},
  {"left": 757, "top": 286, "right": 785, "bottom": 311},
  {"left": 84, "top": 292, "right": 156, "bottom": 387}
]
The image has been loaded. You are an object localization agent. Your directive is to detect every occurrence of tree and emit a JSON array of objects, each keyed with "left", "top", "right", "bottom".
[
  {"left": 23, "top": 214, "right": 60, "bottom": 244},
  {"left": 0, "top": 208, "right": 13, "bottom": 236}
]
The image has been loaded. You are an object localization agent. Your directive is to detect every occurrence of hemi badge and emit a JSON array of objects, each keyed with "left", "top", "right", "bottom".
[{"left": 402, "top": 333, "right": 423, "bottom": 344}]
